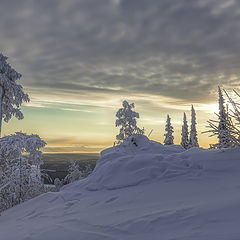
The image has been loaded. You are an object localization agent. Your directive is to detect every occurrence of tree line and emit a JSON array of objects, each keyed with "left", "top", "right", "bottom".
[{"left": 114, "top": 87, "right": 240, "bottom": 150}]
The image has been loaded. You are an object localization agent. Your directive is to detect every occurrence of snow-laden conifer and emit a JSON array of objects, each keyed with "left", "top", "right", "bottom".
[
  {"left": 217, "top": 87, "right": 232, "bottom": 148},
  {"left": 189, "top": 105, "right": 199, "bottom": 148},
  {"left": 206, "top": 88, "right": 239, "bottom": 148},
  {"left": 0, "top": 53, "right": 29, "bottom": 135},
  {"left": 223, "top": 89, "right": 240, "bottom": 146},
  {"left": 181, "top": 112, "right": 189, "bottom": 149},
  {"left": 115, "top": 100, "right": 144, "bottom": 145},
  {"left": 0, "top": 132, "right": 46, "bottom": 212},
  {"left": 164, "top": 114, "right": 174, "bottom": 145}
]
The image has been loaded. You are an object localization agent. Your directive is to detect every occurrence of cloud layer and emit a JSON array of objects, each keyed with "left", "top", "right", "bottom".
[{"left": 1, "top": 0, "right": 240, "bottom": 104}]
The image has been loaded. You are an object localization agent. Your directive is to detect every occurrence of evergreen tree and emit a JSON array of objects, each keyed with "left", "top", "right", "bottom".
[
  {"left": 164, "top": 114, "right": 174, "bottom": 145},
  {"left": 0, "top": 133, "right": 46, "bottom": 212},
  {"left": 181, "top": 112, "right": 189, "bottom": 149},
  {"left": 217, "top": 87, "right": 232, "bottom": 148},
  {"left": 0, "top": 54, "right": 29, "bottom": 136},
  {"left": 205, "top": 88, "right": 238, "bottom": 149},
  {"left": 115, "top": 100, "right": 144, "bottom": 145},
  {"left": 189, "top": 105, "right": 199, "bottom": 148}
]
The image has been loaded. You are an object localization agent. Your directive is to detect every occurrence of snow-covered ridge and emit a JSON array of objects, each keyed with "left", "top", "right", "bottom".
[
  {"left": 1, "top": 134, "right": 240, "bottom": 240},
  {"left": 65, "top": 134, "right": 240, "bottom": 192}
]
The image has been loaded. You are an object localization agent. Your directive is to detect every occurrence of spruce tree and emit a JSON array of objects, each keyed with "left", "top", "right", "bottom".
[
  {"left": 217, "top": 87, "right": 232, "bottom": 148},
  {"left": 181, "top": 112, "right": 189, "bottom": 149},
  {"left": 189, "top": 105, "right": 199, "bottom": 148},
  {"left": 164, "top": 114, "right": 174, "bottom": 145},
  {"left": 115, "top": 100, "right": 144, "bottom": 145}
]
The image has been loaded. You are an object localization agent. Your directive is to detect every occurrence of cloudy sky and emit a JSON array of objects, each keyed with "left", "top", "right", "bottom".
[{"left": 1, "top": 0, "right": 240, "bottom": 152}]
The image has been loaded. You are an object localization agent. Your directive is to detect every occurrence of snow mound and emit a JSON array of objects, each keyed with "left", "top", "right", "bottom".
[
  {"left": 1, "top": 136, "right": 240, "bottom": 240},
  {"left": 73, "top": 135, "right": 203, "bottom": 191}
]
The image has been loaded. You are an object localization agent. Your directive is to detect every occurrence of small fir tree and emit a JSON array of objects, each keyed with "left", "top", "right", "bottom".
[
  {"left": 181, "top": 112, "right": 189, "bottom": 149},
  {"left": 189, "top": 105, "right": 199, "bottom": 148},
  {"left": 115, "top": 100, "right": 144, "bottom": 145},
  {"left": 164, "top": 114, "right": 174, "bottom": 145}
]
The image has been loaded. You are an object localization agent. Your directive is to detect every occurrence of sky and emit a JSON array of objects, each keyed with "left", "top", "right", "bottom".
[{"left": 1, "top": 0, "right": 240, "bottom": 152}]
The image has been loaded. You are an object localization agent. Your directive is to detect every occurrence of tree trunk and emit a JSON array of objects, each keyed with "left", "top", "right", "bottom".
[{"left": 0, "top": 86, "right": 3, "bottom": 137}]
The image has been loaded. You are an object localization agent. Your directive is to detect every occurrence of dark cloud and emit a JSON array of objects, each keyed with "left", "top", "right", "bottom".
[{"left": 0, "top": 0, "right": 240, "bottom": 102}]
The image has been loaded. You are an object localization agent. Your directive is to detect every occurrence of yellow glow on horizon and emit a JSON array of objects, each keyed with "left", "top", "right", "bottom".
[{"left": 3, "top": 87, "right": 220, "bottom": 153}]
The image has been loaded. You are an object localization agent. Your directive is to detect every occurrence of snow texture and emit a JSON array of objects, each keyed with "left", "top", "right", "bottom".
[{"left": 1, "top": 134, "right": 240, "bottom": 240}]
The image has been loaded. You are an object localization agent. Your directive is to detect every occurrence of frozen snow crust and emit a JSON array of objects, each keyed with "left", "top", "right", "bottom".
[{"left": 1, "top": 135, "right": 240, "bottom": 240}]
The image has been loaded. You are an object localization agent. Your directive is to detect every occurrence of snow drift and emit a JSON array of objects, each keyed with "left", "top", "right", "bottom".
[
  {"left": 75, "top": 134, "right": 201, "bottom": 191},
  {"left": 1, "top": 134, "right": 240, "bottom": 240}
]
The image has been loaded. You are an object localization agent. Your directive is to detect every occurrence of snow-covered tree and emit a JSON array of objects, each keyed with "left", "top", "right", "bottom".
[
  {"left": 115, "top": 100, "right": 144, "bottom": 145},
  {"left": 0, "top": 132, "right": 46, "bottom": 212},
  {"left": 206, "top": 88, "right": 240, "bottom": 148},
  {"left": 164, "top": 114, "right": 174, "bottom": 145},
  {"left": 64, "top": 162, "right": 93, "bottom": 185},
  {"left": 217, "top": 87, "right": 233, "bottom": 148},
  {"left": 54, "top": 178, "right": 63, "bottom": 192},
  {"left": 189, "top": 105, "right": 199, "bottom": 148},
  {"left": 224, "top": 89, "right": 240, "bottom": 146},
  {"left": 0, "top": 53, "right": 29, "bottom": 136},
  {"left": 64, "top": 161, "right": 82, "bottom": 184},
  {"left": 181, "top": 112, "right": 189, "bottom": 149}
]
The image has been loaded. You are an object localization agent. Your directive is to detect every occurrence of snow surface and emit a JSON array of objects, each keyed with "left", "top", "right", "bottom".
[{"left": 1, "top": 134, "right": 240, "bottom": 240}]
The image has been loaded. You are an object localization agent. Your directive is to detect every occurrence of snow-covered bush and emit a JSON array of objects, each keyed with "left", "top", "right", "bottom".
[
  {"left": 115, "top": 100, "right": 144, "bottom": 145},
  {"left": 54, "top": 178, "right": 63, "bottom": 192},
  {"left": 181, "top": 112, "right": 189, "bottom": 149},
  {"left": 0, "top": 132, "right": 46, "bottom": 212},
  {"left": 0, "top": 53, "right": 29, "bottom": 135},
  {"left": 63, "top": 161, "right": 93, "bottom": 185},
  {"left": 189, "top": 105, "right": 199, "bottom": 148},
  {"left": 164, "top": 114, "right": 174, "bottom": 145},
  {"left": 64, "top": 161, "right": 82, "bottom": 184}
]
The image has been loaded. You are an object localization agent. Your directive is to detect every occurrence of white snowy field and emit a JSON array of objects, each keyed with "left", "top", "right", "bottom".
[{"left": 1, "top": 135, "right": 240, "bottom": 240}]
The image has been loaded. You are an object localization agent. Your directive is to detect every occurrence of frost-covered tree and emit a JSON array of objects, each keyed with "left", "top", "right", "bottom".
[
  {"left": 164, "top": 114, "right": 174, "bottom": 145},
  {"left": 0, "top": 53, "right": 29, "bottom": 136},
  {"left": 217, "top": 87, "right": 233, "bottom": 148},
  {"left": 206, "top": 88, "right": 240, "bottom": 148},
  {"left": 181, "top": 112, "right": 189, "bottom": 149},
  {"left": 224, "top": 89, "right": 240, "bottom": 146},
  {"left": 64, "top": 162, "right": 93, "bottom": 185},
  {"left": 0, "top": 132, "right": 46, "bottom": 212},
  {"left": 64, "top": 161, "right": 82, "bottom": 184},
  {"left": 115, "top": 100, "right": 144, "bottom": 145},
  {"left": 54, "top": 178, "right": 63, "bottom": 192},
  {"left": 189, "top": 105, "right": 199, "bottom": 148}
]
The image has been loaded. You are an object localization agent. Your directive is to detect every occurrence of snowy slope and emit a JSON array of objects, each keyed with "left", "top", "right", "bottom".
[{"left": 1, "top": 135, "right": 240, "bottom": 240}]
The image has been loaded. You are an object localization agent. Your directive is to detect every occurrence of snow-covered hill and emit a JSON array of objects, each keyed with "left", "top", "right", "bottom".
[{"left": 1, "top": 134, "right": 240, "bottom": 240}]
